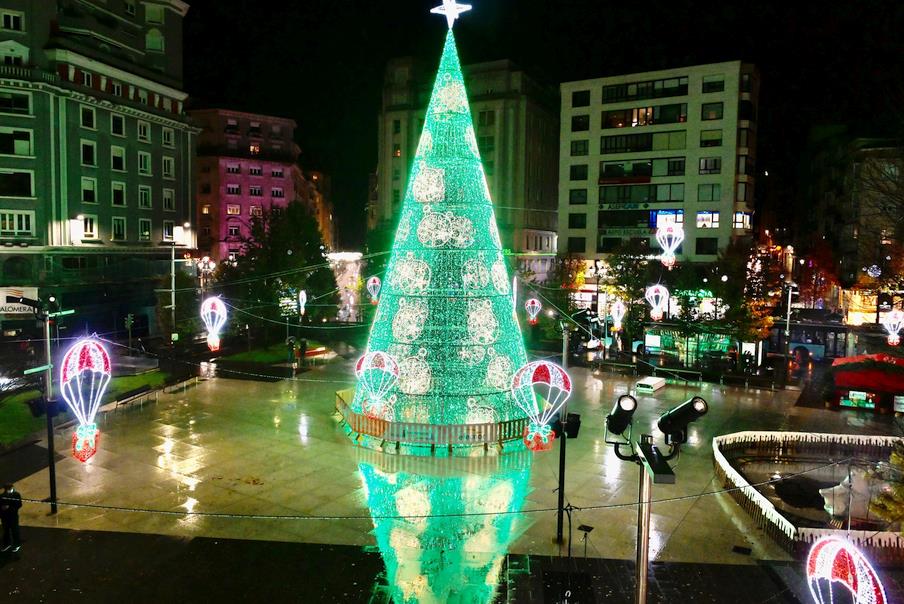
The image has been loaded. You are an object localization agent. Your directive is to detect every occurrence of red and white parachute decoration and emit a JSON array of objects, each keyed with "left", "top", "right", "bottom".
[
  {"left": 881, "top": 309, "right": 903, "bottom": 346},
  {"left": 511, "top": 361, "right": 573, "bottom": 451},
  {"left": 60, "top": 337, "right": 112, "bottom": 462},
  {"left": 355, "top": 351, "right": 399, "bottom": 419},
  {"left": 524, "top": 298, "right": 542, "bottom": 325},
  {"left": 366, "top": 276, "right": 382, "bottom": 305},
  {"left": 200, "top": 297, "right": 228, "bottom": 351},
  {"left": 806, "top": 536, "right": 886, "bottom": 604},
  {"left": 656, "top": 224, "right": 684, "bottom": 270},
  {"left": 610, "top": 299, "right": 626, "bottom": 331},
  {"left": 645, "top": 285, "right": 670, "bottom": 321}
]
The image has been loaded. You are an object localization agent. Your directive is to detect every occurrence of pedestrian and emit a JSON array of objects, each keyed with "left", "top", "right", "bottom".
[
  {"left": 293, "top": 342, "right": 302, "bottom": 371},
  {"left": 299, "top": 338, "right": 307, "bottom": 368},
  {"left": 1, "top": 483, "right": 22, "bottom": 553}
]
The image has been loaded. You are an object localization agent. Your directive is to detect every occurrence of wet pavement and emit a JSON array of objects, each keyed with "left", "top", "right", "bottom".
[{"left": 1, "top": 356, "right": 900, "bottom": 598}]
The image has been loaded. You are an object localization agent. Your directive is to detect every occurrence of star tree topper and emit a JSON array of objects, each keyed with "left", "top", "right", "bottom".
[{"left": 431, "top": 0, "right": 471, "bottom": 29}]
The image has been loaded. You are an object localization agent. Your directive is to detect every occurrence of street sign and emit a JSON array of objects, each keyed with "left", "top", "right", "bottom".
[{"left": 0, "top": 287, "right": 39, "bottom": 315}]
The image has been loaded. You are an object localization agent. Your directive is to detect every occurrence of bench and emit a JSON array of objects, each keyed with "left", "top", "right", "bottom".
[{"left": 115, "top": 385, "right": 157, "bottom": 409}]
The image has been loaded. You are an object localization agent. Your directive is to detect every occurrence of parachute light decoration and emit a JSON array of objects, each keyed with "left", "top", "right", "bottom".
[
  {"left": 881, "top": 309, "right": 903, "bottom": 346},
  {"left": 656, "top": 224, "right": 684, "bottom": 270},
  {"left": 59, "top": 337, "right": 112, "bottom": 462},
  {"left": 200, "top": 297, "right": 228, "bottom": 351},
  {"left": 366, "top": 276, "right": 382, "bottom": 305},
  {"left": 510, "top": 361, "right": 572, "bottom": 451},
  {"left": 806, "top": 536, "right": 886, "bottom": 604},
  {"left": 610, "top": 299, "right": 626, "bottom": 331},
  {"left": 355, "top": 351, "right": 400, "bottom": 419},
  {"left": 645, "top": 285, "right": 670, "bottom": 322},
  {"left": 524, "top": 298, "right": 542, "bottom": 325}
]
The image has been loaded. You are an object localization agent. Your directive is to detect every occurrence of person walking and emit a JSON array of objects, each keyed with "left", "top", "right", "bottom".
[{"left": 1, "top": 483, "right": 22, "bottom": 553}]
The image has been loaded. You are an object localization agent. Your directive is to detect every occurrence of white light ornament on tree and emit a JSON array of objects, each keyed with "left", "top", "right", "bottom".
[
  {"left": 524, "top": 298, "right": 541, "bottom": 325},
  {"left": 412, "top": 161, "right": 446, "bottom": 203},
  {"left": 430, "top": 0, "right": 471, "bottom": 29},
  {"left": 510, "top": 361, "right": 572, "bottom": 452},
  {"left": 656, "top": 224, "right": 684, "bottom": 270},
  {"left": 200, "top": 297, "right": 228, "bottom": 351},
  {"left": 367, "top": 275, "right": 382, "bottom": 305},
  {"left": 645, "top": 285, "right": 670, "bottom": 322},
  {"left": 806, "top": 536, "right": 886, "bottom": 604},
  {"left": 610, "top": 299, "right": 627, "bottom": 331},
  {"left": 59, "top": 337, "right": 112, "bottom": 462},
  {"left": 881, "top": 309, "right": 904, "bottom": 345},
  {"left": 355, "top": 351, "right": 400, "bottom": 419}
]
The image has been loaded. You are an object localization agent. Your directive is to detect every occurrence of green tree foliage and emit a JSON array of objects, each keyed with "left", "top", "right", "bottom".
[
  {"left": 604, "top": 239, "right": 653, "bottom": 347},
  {"left": 155, "top": 269, "right": 198, "bottom": 341},
  {"left": 872, "top": 440, "right": 904, "bottom": 527}
]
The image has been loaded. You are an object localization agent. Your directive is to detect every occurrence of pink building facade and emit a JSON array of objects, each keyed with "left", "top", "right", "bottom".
[{"left": 191, "top": 109, "right": 298, "bottom": 262}]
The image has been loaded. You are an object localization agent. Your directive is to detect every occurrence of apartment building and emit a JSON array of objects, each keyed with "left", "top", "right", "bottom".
[
  {"left": 559, "top": 61, "right": 758, "bottom": 268},
  {"left": 0, "top": 0, "right": 196, "bottom": 334},
  {"left": 192, "top": 109, "right": 298, "bottom": 263},
  {"left": 294, "top": 169, "right": 335, "bottom": 251},
  {"left": 371, "top": 57, "right": 560, "bottom": 281}
]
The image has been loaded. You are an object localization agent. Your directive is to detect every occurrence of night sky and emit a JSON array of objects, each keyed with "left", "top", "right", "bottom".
[{"left": 183, "top": 0, "right": 904, "bottom": 248}]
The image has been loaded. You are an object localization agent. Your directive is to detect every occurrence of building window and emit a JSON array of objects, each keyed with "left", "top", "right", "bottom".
[
  {"left": 250, "top": 205, "right": 262, "bottom": 217},
  {"left": 139, "top": 218, "right": 151, "bottom": 241},
  {"left": 138, "top": 151, "right": 151, "bottom": 175},
  {"left": 146, "top": 5, "right": 164, "bottom": 23},
  {"left": 0, "top": 91, "right": 29, "bottom": 114},
  {"left": 249, "top": 166, "right": 262, "bottom": 176},
  {"left": 733, "top": 212, "right": 751, "bottom": 229},
  {"left": 737, "top": 128, "right": 754, "bottom": 149},
  {"left": 81, "top": 72, "right": 93, "bottom": 87},
  {"left": 111, "top": 81, "right": 122, "bottom": 96},
  {"left": 651, "top": 209, "right": 684, "bottom": 228},
  {"left": 737, "top": 182, "right": 750, "bottom": 202},
  {"left": 271, "top": 167, "right": 284, "bottom": 178},
  {"left": 81, "top": 141, "right": 96, "bottom": 166},
  {"left": 599, "top": 184, "right": 656, "bottom": 204},
  {"left": 0, "top": 128, "right": 31, "bottom": 156},
  {"left": 392, "top": 143, "right": 401, "bottom": 158},
  {"left": 162, "top": 127, "right": 174, "bottom": 147},
  {"left": 601, "top": 133, "right": 650, "bottom": 154},
  {"left": 200, "top": 183, "right": 211, "bottom": 194},
  {"left": 201, "top": 204, "right": 211, "bottom": 215},
  {"left": 111, "top": 146, "right": 126, "bottom": 171},
  {"left": 226, "top": 204, "right": 241, "bottom": 215},
  {"left": 602, "top": 76, "right": 688, "bottom": 103},
  {"left": 740, "top": 73, "right": 752, "bottom": 93},
  {"left": 137, "top": 89, "right": 148, "bottom": 105},
  {"left": 656, "top": 183, "right": 684, "bottom": 201},
  {"left": 163, "top": 220, "right": 174, "bottom": 241},
  {"left": 226, "top": 184, "right": 240, "bottom": 195},
  {"left": 112, "top": 217, "right": 126, "bottom": 241},
  {"left": 249, "top": 185, "right": 263, "bottom": 197},
  {"left": 695, "top": 237, "right": 718, "bottom": 255},
  {"left": 697, "top": 183, "right": 721, "bottom": 202},
  {"left": 702, "top": 76, "right": 725, "bottom": 93},
  {"left": 249, "top": 121, "right": 262, "bottom": 137},
  {"left": 162, "top": 156, "right": 174, "bottom": 179},
  {"left": 163, "top": 188, "right": 174, "bottom": 211},
  {"left": 700, "top": 130, "right": 722, "bottom": 147},
  {"left": 392, "top": 189, "right": 400, "bottom": 205},
  {"left": 0, "top": 210, "right": 34, "bottom": 236},
  {"left": 570, "top": 140, "right": 589, "bottom": 157},
  {"left": 80, "top": 106, "right": 95, "bottom": 129},
  {"left": 570, "top": 164, "right": 588, "bottom": 181},
  {"left": 571, "top": 115, "right": 590, "bottom": 132},
  {"left": 228, "top": 225, "right": 241, "bottom": 237},
  {"left": 701, "top": 102, "right": 724, "bottom": 121},
  {"left": 124, "top": 1, "right": 136, "bottom": 16},
  {"left": 699, "top": 157, "right": 722, "bottom": 174},
  {"left": 271, "top": 187, "right": 284, "bottom": 198},
  {"left": 145, "top": 28, "right": 164, "bottom": 52},
  {"left": 81, "top": 177, "right": 97, "bottom": 203},
  {"left": 112, "top": 182, "right": 126, "bottom": 206},
  {"left": 478, "top": 110, "right": 496, "bottom": 127},
  {"left": 569, "top": 189, "right": 588, "bottom": 205},
  {"left": 568, "top": 213, "right": 587, "bottom": 229},
  {"left": 137, "top": 121, "right": 150, "bottom": 142},
  {"left": 249, "top": 143, "right": 260, "bottom": 155},
  {"left": 139, "top": 185, "right": 152, "bottom": 209},
  {"left": 226, "top": 164, "right": 240, "bottom": 174},
  {"left": 1, "top": 11, "right": 24, "bottom": 31},
  {"left": 484, "top": 160, "right": 495, "bottom": 176},
  {"left": 738, "top": 100, "right": 756, "bottom": 121},
  {"left": 82, "top": 215, "right": 97, "bottom": 239},
  {"left": 696, "top": 211, "right": 720, "bottom": 229},
  {"left": 737, "top": 155, "right": 755, "bottom": 176},
  {"left": 111, "top": 114, "right": 125, "bottom": 137},
  {"left": 392, "top": 119, "right": 401, "bottom": 134},
  {"left": 478, "top": 135, "right": 495, "bottom": 154},
  {"left": 566, "top": 237, "right": 586, "bottom": 254},
  {"left": 0, "top": 170, "right": 32, "bottom": 196},
  {"left": 571, "top": 90, "right": 590, "bottom": 107}
]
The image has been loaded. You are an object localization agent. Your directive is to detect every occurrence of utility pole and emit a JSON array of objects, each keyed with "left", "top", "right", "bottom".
[
  {"left": 170, "top": 242, "right": 176, "bottom": 336},
  {"left": 125, "top": 313, "right": 134, "bottom": 354},
  {"left": 556, "top": 320, "right": 569, "bottom": 546}
]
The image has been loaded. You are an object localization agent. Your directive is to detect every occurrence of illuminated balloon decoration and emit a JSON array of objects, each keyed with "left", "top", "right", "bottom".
[
  {"left": 806, "top": 536, "right": 886, "bottom": 604},
  {"left": 59, "top": 337, "right": 111, "bottom": 462},
  {"left": 510, "top": 361, "right": 572, "bottom": 451},
  {"left": 366, "top": 275, "right": 382, "bottom": 305},
  {"left": 656, "top": 224, "right": 684, "bottom": 270},
  {"left": 881, "top": 309, "right": 904, "bottom": 346},
  {"left": 355, "top": 351, "right": 400, "bottom": 419},
  {"left": 298, "top": 290, "right": 307, "bottom": 316},
  {"left": 610, "top": 299, "right": 626, "bottom": 331},
  {"left": 200, "top": 297, "right": 228, "bottom": 351},
  {"left": 524, "top": 298, "right": 542, "bottom": 325},
  {"left": 645, "top": 285, "right": 669, "bottom": 321}
]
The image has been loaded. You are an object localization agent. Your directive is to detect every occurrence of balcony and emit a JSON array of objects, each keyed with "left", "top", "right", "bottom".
[{"left": 0, "top": 64, "right": 59, "bottom": 85}]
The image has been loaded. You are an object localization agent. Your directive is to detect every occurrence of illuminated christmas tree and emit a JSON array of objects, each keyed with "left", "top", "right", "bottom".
[{"left": 350, "top": 5, "right": 530, "bottom": 436}]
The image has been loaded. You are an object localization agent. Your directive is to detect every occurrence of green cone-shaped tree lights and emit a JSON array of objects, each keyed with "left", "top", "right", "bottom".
[{"left": 350, "top": 20, "right": 529, "bottom": 440}]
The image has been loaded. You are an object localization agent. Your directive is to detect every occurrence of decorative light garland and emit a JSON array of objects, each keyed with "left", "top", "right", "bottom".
[
  {"left": 200, "top": 297, "right": 228, "bottom": 351},
  {"left": 59, "top": 337, "right": 111, "bottom": 462},
  {"left": 881, "top": 309, "right": 903, "bottom": 346},
  {"left": 806, "top": 536, "right": 886, "bottom": 604}
]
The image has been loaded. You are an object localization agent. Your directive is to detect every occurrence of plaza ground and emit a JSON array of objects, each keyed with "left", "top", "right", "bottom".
[{"left": 1, "top": 356, "right": 901, "bottom": 600}]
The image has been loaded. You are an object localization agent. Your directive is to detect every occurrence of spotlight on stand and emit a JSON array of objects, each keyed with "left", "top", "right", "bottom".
[
  {"left": 605, "top": 394, "right": 637, "bottom": 442},
  {"left": 657, "top": 396, "right": 708, "bottom": 446}
]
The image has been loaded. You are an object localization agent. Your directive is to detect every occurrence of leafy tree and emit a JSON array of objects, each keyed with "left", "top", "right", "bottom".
[
  {"left": 604, "top": 240, "right": 654, "bottom": 349},
  {"left": 872, "top": 439, "right": 904, "bottom": 528},
  {"left": 155, "top": 269, "right": 199, "bottom": 342}
]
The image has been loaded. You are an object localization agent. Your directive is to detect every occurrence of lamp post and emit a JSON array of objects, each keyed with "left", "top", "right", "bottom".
[{"left": 784, "top": 282, "right": 798, "bottom": 356}]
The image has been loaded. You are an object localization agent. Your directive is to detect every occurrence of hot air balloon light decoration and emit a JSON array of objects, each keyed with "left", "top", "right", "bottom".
[
  {"left": 510, "top": 361, "right": 573, "bottom": 451},
  {"left": 355, "top": 351, "right": 400, "bottom": 419},
  {"left": 656, "top": 224, "right": 684, "bottom": 270},
  {"left": 59, "top": 337, "right": 112, "bottom": 462},
  {"left": 524, "top": 298, "right": 542, "bottom": 326},
  {"left": 881, "top": 309, "right": 903, "bottom": 346},
  {"left": 200, "top": 297, "right": 228, "bottom": 351},
  {"left": 610, "top": 299, "right": 626, "bottom": 332},
  {"left": 366, "top": 276, "right": 382, "bottom": 305},
  {"left": 645, "top": 285, "right": 670, "bottom": 322}
]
